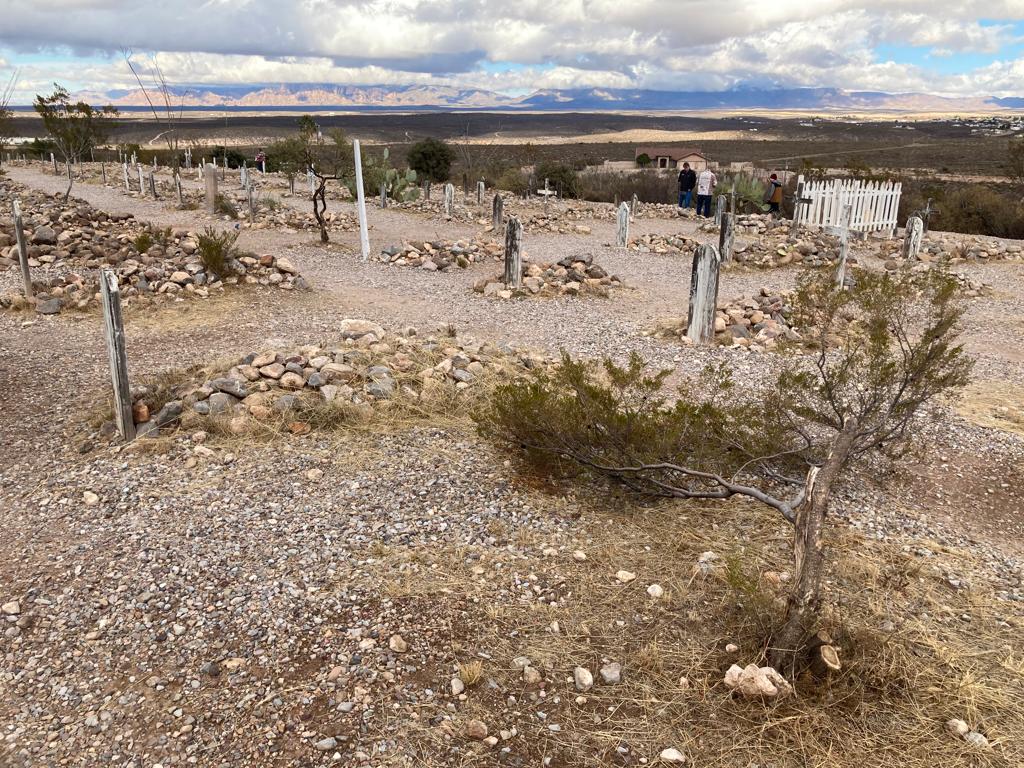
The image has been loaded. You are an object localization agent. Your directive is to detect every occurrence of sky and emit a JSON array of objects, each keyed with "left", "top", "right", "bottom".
[{"left": 1, "top": 1, "right": 1024, "bottom": 102}]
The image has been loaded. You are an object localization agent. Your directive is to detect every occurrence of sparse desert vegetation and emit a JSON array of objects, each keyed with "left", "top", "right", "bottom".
[{"left": 0, "top": 112, "right": 1022, "bottom": 768}]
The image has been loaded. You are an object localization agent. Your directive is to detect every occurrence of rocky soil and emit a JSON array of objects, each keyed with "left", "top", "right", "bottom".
[{"left": 1, "top": 161, "right": 1022, "bottom": 768}]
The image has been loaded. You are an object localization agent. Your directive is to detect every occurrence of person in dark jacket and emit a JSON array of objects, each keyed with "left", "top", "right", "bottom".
[
  {"left": 764, "top": 173, "right": 784, "bottom": 215},
  {"left": 677, "top": 163, "right": 697, "bottom": 208}
]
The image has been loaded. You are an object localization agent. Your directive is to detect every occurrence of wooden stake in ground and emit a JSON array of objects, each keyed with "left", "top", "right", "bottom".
[
  {"left": 174, "top": 172, "right": 183, "bottom": 207},
  {"left": 477, "top": 180, "right": 485, "bottom": 205},
  {"left": 99, "top": 269, "right": 136, "bottom": 443},
  {"left": 204, "top": 163, "right": 218, "bottom": 214},
  {"left": 352, "top": 139, "right": 371, "bottom": 262},
  {"left": 424, "top": 180, "right": 431, "bottom": 201},
  {"left": 137, "top": 165, "right": 145, "bottom": 197},
  {"left": 718, "top": 211, "right": 735, "bottom": 263},
  {"left": 902, "top": 215, "right": 923, "bottom": 261},
  {"left": 631, "top": 193, "right": 638, "bottom": 217},
  {"left": 241, "top": 165, "right": 248, "bottom": 189},
  {"left": 101, "top": 162, "right": 107, "bottom": 185},
  {"left": 616, "top": 201, "right": 630, "bottom": 247},
  {"left": 443, "top": 183, "right": 455, "bottom": 217},
  {"left": 247, "top": 181, "right": 255, "bottom": 223},
  {"left": 123, "top": 163, "right": 130, "bottom": 191},
  {"left": 148, "top": 172, "right": 157, "bottom": 199},
  {"left": 492, "top": 193, "right": 503, "bottom": 231},
  {"left": 714, "top": 195, "right": 725, "bottom": 227},
  {"left": 379, "top": 183, "right": 387, "bottom": 209},
  {"left": 503, "top": 216, "right": 523, "bottom": 290},
  {"left": 12, "top": 199, "right": 33, "bottom": 299},
  {"left": 835, "top": 203, "right": 853, "bottom": 290},
  {"left": 791, "top": 177, "right": 809, "bottom": 237},
  {"left": 51, "top": 153, "right": 57, "bottom": 175},
  {"left": 687, "top": 244, "right": 721, "bottom": 345}
]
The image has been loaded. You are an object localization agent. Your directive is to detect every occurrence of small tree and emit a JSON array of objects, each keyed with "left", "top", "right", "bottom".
[
  {"left": 478, "top": 268, "right": 971, "bottom": 675},
  {"left": 34, "top": 84, "right": 118, "bottom": 201},
  {"left": 0, "top": 71, "right": 17, "bottom": 168},
  {"left": 636, "top": 153, "right": 652, "bottom": 168},
  {"left": 534, "top": 161, "right": 580, "bottom": 198},
  {"left": 302, "top": 128, "right": 356, "bottom": 244},
  {"left": 407, "top": 137, "right": 455, "bottom": 182}
]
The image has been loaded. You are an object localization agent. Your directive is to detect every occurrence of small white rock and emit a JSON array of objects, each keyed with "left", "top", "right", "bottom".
[
  {"left": 659, "top": 747, "right": 687, "bottom": 763},
  {"left": 572, "top": 550, "right": 587, "bottom": 562},
  {"left": 573, "top": 666, "right": 594, "bottom": 692},
  {"left": 615, "top": 570, "right": 636, "bottom": 583},
  {"left": 600, "top": 662, "right": 622, "bottom": 685},
  {"left": 945, "top": 718, "right": 969, "bottom": 737},
  {"left": 646, "top": 583, "right": 664, "bottom": 599},
  {"left": 451, "top": 678, "right": 465, "bottom": 696},
  {"left": 388, "top": 634, "right": 408, "bottom": 653},
  {"left": 965, "top": 731, "right": 990, "bottom": 748},
  {"left": 83, "top": 491, "right": 99, "bottom": 506}
]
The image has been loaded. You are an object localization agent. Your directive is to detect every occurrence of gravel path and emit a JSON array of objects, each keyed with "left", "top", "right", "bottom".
[{"left": 1, "top": 164, "right": 1022, "bottom": 767}]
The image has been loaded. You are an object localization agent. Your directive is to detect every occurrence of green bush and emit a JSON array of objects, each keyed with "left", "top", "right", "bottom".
[
  {"left": 407, "top": 138, "right": 455, "bottom": 183},
  {"left": 196, "top": 227, "right": 239, "bottom": 278},
  {"left": 576, "top": 171, "right": 675, "bottom": 204},
  {"left": 214, "top": 194, "right": 238, "bottom": 218},
  {"left": 534, "top": 161, "right": 579, "bottom": 198}
]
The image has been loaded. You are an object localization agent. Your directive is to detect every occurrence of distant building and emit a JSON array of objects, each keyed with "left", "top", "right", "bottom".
[{"left": 634, "top": 147, "right": 708, "bottom": 171}]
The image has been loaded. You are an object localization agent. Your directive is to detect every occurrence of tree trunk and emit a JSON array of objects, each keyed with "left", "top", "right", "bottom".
[
  {"left": 771, "top": 418, "right": 858, "bottom": 674},
  {"left": 313, "top": 182, "right": 329, "bottom": 244}
]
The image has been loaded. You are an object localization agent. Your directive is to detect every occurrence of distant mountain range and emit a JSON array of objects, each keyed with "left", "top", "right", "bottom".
[{"left": 63, "top": 84, "right": 1024, "bottom": 112}]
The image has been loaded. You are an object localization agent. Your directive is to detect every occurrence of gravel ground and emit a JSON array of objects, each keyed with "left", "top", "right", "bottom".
[{"left": 1, "top": 164, "right": 1022, "bottom": 766}]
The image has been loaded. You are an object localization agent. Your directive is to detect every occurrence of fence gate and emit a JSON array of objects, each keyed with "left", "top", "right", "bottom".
[{"left": 795, "top": 176, "right": 902, "bottom": 237}]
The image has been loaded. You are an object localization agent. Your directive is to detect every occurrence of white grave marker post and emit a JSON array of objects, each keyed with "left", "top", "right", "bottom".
[
  {"left": 687, "top": 244, "right": 722, "bottom": 345},
  {"left": 616, "top": 202, "right": 630, "bottom": 247},
  {"left": 352, "top": 139, "right": 371, "bottom": 262},
  {"left": 902, "top": 215, "right": 923, "bottom": 261},
  {"left": 503, "top": 216, "right": 523, "bottom": 290}
]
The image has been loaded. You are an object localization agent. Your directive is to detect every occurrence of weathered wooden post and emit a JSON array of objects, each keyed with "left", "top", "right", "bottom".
[
  {"left": 51, "top": 153, "right": 57, "bottom": 174},
  {"left": 543, "top": 178, "right": 550, "bottom": 213},
  {"left": 462, "top": 173, "right": 469, "bottom": 197},
  {"left": 714, "top": 195, "right": 725, "bottom": 227},
  {"left": 240, "top": 164, "right": 248, "bottom": 189},
  {"left": 492, "top": 193, "right": 503, "bottom": 231},
  {"left": 174, "top": 172, "right": 183, "bottom": 207},
  {"left": 631, "top": 193, "right": 639, "bottom": 217},
  {"left": 101, "top": 162, "right": 107, "bottom": 185},
  {"left": 902, "top": 215, "right": 923, "bottom": 261},
  {"left": 477, "top": 180, "right": 485, "bottom": 205},
  {"left": 148, "top": 172, "right": 158, "bottom": 199},
  {"left": 835, "top": 203, "right": 853, "bottom": 290},
  {"left": 247, "top": 180, "right": 255, "bottom": 223},
  {"left": 204, "top": 163, "right": 218, "bottom": 214},
  {"left": 123, "top": 163, "right": 130, "bottom": 191},
  {"left": 137, "top": 165, "right": 145, "bottom": 196},
  {"left": 12, "top": 200, "right": 33, "bottom": 299},
  {"left": 352, "top": 139, "right": 371, "bottom": 262},
  {"left": 503, "top": 216, "right": 523, "bottom": 290},
  {"left": 616, "top": 201, "right": 630, "bottom": 247},
  {"left": 379, "top": 182, "right": 387, "bottom": 209},
  {"left": 424, "top": 180, "right": 431, "bottom": 201},
  {"left": 443, "top": 183, "right": 455, "bottom": 217},
  {"left": 791, "top": 176, "right": 807, "bottom": 236},
  {"left": 100, "top": 269, "right": 135, "bottom": 443},
  {"left": 718, "top": 212, "right": 735, "bottom": 263},
  {"left": 308, "top": 169, "right": 315, "bottom": 197},
  {"left": 687, "top": 244, "right": 721, "bottom": 345}
]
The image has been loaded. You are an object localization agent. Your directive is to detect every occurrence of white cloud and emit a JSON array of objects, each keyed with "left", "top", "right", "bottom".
[{"left": 0, "top": 1, "right": 1022, "bottom": 99}]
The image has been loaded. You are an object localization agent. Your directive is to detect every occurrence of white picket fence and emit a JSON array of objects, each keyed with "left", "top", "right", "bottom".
[{"left": 795, "top": 177, "right": 902, "bottom": 236}]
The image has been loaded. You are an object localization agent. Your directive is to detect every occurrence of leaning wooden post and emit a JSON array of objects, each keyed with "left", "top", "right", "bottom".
[
  {"left": 616, "top": 201, "right": 630, "bottom": 247},
  {"left": 148, "top": 172, "right": 158, "bottom": 199},
  {"left": 443, "top": 182, "right": 455, "bottom": 217},
  {"left": 204, "top": 163, "right": 218, "bottom": 214},
  {"left": 687, "top": 244, "right": 722, "bottom": 345},
  {"left": 631, "top": 193, "right": 639, "bottom": 217},
  {"left": 352, "top": 139, "right": 371, "bottom": 262},
  {"left": 12, "top": 200, "right": 33, "bottom": 299},
  {"left": 492, "top": 193, "right": 503, "bottom": 231},
  {"left": 902, "top": 215, "right": 923, "bottom": 261},
  {"left": 714, "top": 194, "right": 725, "bottom": 227},
  {"left": 100, "top": 269, "right": 136, "bottom": 443},
  {"left": 503, "top": 216, "right": 523, "bottom": 290},
  {"left": 718, "top": 212, "right": 735, "bottom": 263},
  {"left": 834, "top": 203, "right": 853, "bottom": 290}
]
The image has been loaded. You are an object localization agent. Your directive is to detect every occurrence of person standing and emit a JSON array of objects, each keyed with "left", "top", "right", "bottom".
[
  {"left": 677, "top": 162, "right": 697, "bottom": 208},
  {"left": 764, "top": 173, "right": 784, "bottom": 215},
  {"left": 695, "top": 167, "right": 717, "bottom": 217}
]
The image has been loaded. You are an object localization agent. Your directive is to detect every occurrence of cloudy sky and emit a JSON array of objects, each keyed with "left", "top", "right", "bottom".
[{"left": 2, "top": 1, "right": 1024, "bottom": 101}]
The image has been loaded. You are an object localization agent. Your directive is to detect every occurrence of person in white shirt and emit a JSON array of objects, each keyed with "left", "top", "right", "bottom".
[{"left": 695, "top": 168, "right": 717, "bottom": 217}]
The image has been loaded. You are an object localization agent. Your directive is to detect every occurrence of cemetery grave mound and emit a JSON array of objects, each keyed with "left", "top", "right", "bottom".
[
  {"left": 629, "top": 233, "right": 702, "bottom": 255},
  {"left": 96, "top": 320, "right": 553, "bottom": 440},
  {"left": 0, "top": 182, "right": 309, "bottom": 315},
  {"left": 376, "top": 238, "right": 504, "bottom": 270},
  {"left": 648, "top": 287, "right": 800, "bottom": 351},
  {"left": 473, "top": 254, "right": 622, "bottom": 299},
  {"left": 881, "top": 232, "right": 1024, "bottom": 263}
]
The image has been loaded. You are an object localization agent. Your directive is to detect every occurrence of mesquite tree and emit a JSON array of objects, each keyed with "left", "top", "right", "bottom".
[
  {"left": 478, "top": 268, "right": 971, "bottom": 674},
  {"left": 123, "top": 51, "right": 186, "bottom": 202},
  {"left": 33, "top": 84, "right": 117, "bottom": 201},
  {"left": 302, "top": 127, "right": 355, "bottom": 243}
]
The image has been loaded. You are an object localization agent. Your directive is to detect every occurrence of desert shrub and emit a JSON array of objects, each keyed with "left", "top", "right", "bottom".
[
  {"left": 477, "top": 268, "right": 971, "bottom": 673},
  {"left": 214, "top": 194, "right": 238, "bottom": 218},
  {"left": 719, "top": 173, "right": 770, "bottom": 214},
  {"left": 407, "top": 137, "right": 455, "bottom": 183},
  {"left": 196, "top": 227, "right": 239, "bottom": 278},
  {"left": 490, "top": 167, "right": 529, "bottom": 195},
  {"left": 259, "top": 196, "right": 280, "bottom": 212},
  {"left": 534, "top": 161, "right": 580, "bottom": 198},
  {"left": 898, "top": 179, "right": 1024, "bottom": 239},
  {"left": 132, "top": 231, "right": 154, "bottom": 254},
  {"left": 577, "top": 171, "right": 676, "bottom": 204}
]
